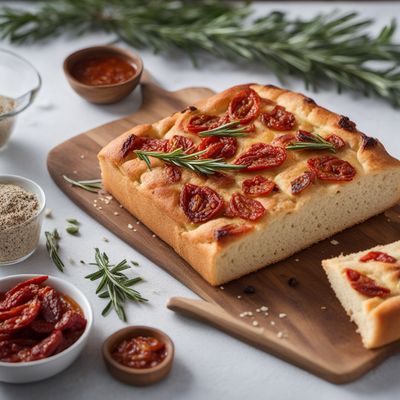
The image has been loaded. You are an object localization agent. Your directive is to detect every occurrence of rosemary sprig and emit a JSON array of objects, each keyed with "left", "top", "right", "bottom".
[
  {"left": 287, "top": 133, "right": 336, "bottom": 153},
  {"left": 63, "top": 175, "right": 102, "bottom": 193},
  {"left": 1, "top": 1, "right": 400, "bottom": 105},
  {"left": 135, "top": 148, "right": 245, "bottom": 175},
  {"left": 199, "top": 122, "right": 247, "bottom": 138},
  {"left": 45, "top": 229, "right": 65, "bottom": 272},
  {"left": 85, "top": 248, "right": 147, "bottom": 322}
]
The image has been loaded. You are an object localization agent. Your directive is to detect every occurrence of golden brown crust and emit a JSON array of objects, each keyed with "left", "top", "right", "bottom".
[{"left": 99, "top": 83, "right": 400, "bottom": 285}]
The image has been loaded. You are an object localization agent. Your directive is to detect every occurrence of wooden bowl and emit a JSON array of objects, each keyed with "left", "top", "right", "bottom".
[
  {"left": 102, "top": 326, "right": 174, "bottom": 386},
  {"left": 63, "top": 46, "right": 143, "bottom": 104}
]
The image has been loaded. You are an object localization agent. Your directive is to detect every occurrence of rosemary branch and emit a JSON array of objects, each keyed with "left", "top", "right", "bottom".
[
  {"left": 1, "top": 1, "right": 400, "bottom": 105},
  {"left": 85, "top": 248, "right": 147, "bottom": 322},
  {"left": 45, "top": 229, "right": 65, "bottom": 272},
  {"left": 199, "top": 122, "right": 247, "bottom": 138},
  {"left": 135, "top": 148, "right": 245, "bottom": 175},
  {"left": 287, "top": 133, "right": 336, "bottom": 153},
  {"left": 63, "top": 175, "right": 102, "bottom": 193}
]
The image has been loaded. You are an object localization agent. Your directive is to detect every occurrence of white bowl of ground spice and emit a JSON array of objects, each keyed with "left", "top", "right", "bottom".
[{"left": 0, "top": 175, "right": 45, "bottom": 265}]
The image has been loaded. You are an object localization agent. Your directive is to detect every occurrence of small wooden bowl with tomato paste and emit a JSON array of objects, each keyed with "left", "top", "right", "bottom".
[
  {"left": 0, "top": 274, "right": 92, "bottom": 383},
  {"left": 103, "top": 326, "right": 174, "bottom": 386},
  {"left": 63, "top": 45, "right": 143, "bottom": 104}
]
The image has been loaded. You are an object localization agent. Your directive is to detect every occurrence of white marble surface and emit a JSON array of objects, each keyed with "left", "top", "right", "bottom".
[{"left": 0, "top": 2, "right": 400, "bottom": 399}]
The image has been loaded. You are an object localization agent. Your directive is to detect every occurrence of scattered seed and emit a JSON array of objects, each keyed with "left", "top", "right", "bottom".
[
  {"left": 113, "top": 212, "right": 119, "bottom": 216},
  {"left": 152, "top": 234, "right": 156, "bottom": 238},
  {"left": 136, "top": 221, "right": 140, "bottom": 225},
  {"left": 256, "top": 308, "right": 260, "bottom": 313},
  {"left": 128, "top": 224, "right": 133, "bottom": 230},
  {"left": 102, "top": 237, "right": 109, "bottom": 242},
  {"left": 277, "top": 331, "right": 284, "bottom": 339},
  {"left": 237, "top": 295, "right": 242, "bottom": 299},
  {"left": 295, "top": 258, "right": 299, "bottom": 262},
  {"left": 321, "top": 306, "right": 327, "bottom": 310},
  {"left": 44, "top": 208, "right": 52, "bottom": 218},
  {"left": 243, "top": 285, "right": 255, "bottom": 294},
  {"left": 270, "top": 321, "right": 276, "bottom": 326},
  {"left": 264, "top": 312, "right": 269, "bottom": 316},
  {"left": 330, "top": 239, "right": 339, "bottom": 245},
  {"left": 220, "top": 286, "right": 224, "bottom": 290},
  {"left": 288, "top": 277, "right": 298, "bottom": 287},
  {"left": 279, "top": 313, "right": 287, "bottom": 319},
  {"left": 80, "top": 154, "right": 85, "bottom": 159},
  {"left": 260, "top": 306, "right": 268, "bottom": 312},
  {"left": 252, "top": 321, "right": 259, "bottom": 327}
]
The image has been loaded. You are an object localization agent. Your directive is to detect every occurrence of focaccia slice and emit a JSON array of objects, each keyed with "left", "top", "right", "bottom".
[
  {"left": 98, "top": 83, "right": 400, "bottom": 286},
  {"left": 322, "top": 241, "right": 400, "bottom": 349}
]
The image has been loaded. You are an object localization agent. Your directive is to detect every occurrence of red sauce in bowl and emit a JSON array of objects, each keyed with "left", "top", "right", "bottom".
[
  {"left": 71, "top": 56, "right": 136, "bottom": 86},
  {"left": 0, "top": 276, "right": 87, "bottom": 363},
  {"left": 111, "top": 335, "right": 167, "bottom": 369}
]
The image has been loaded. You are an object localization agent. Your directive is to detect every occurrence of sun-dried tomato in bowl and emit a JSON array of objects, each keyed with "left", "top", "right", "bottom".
[{"left": 0, "top": 275, "right": 87, "bottom": 363}]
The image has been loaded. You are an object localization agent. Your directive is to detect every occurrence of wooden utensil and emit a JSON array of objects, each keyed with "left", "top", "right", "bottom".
[{"left": 47, "top": 76, "right": 400, "bottom": 383}]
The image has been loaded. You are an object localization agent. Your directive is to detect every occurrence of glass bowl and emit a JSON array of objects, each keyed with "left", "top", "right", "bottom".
[{"left": 0, "top": 49, "right": 41, "bottom": 151}]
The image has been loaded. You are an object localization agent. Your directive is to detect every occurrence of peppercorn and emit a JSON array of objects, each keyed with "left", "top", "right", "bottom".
[
  {"left": 288, "top": 277, "right": 298, "bottom": 287},
  {"left": 243, "top": 285, "right": 256, "bottom": 294}
]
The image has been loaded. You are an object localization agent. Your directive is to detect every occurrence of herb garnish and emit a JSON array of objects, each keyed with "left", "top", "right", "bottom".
[
  {"left": 199, "top": 122, "right": 247, "bottom": 138},
  {"left": 63, "top": 175, "right": 102, "bottom": 193},
  {"left": 135, "top": 148, "right": 245, "bottom": 175},
  {"left": 1, "top": 2, "right": 400, "bottom": 105},
  {"left": 287, "top": 133, "right": 336, "bottom": 153},
  {"left": 45, "top": 229, "right": 65, "bottom": 272},
  {"left": 85, "top": 249, "right": 147, "bottom": 322}
]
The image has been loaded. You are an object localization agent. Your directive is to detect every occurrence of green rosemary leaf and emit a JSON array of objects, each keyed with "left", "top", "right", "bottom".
[
  {"left": 287, "top": 132, "right": 336, "bottom": 153},
  {"left": 1, "top": 2, "right": 400, "bottom": 105},
  {"left": 135, "top": 148, "right": 245, "bottom": 175},
  {"left": 85, "top": 249, "right": 147, "bottom": 322},
  {"left": 45, "top": 229, "right": 65, "bottom": 272},
  {"left": 199, "top": 122, "right": 247, "bottom": 138},
  {"left": 63, "top": 175, "right": 102, "bottom": 193}
]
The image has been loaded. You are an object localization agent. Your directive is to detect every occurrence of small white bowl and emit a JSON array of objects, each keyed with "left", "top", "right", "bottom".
[
  {"left": 0, "top": 274, "right": 93, "bottom": 383},
  {"left": 0, "top": 174, "right": 46, "bottom": 265}
]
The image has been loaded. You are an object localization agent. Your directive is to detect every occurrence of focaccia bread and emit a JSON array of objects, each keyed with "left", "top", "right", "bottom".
[
  {"left": 322, "top": 241, "right": 400, "bottom": 348},
  {"left": 98, "top": 83, "right": 400, "bottom": 285}
]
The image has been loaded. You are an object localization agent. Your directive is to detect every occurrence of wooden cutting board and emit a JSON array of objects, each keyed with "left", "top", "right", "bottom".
[{"left": 47, "top": 75, "right": 400, "bottom": 384}]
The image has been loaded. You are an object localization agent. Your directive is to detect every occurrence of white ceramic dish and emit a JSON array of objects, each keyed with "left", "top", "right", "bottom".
[
  {"left": 0, "top": 174, "right": 46, "bottom": 265},
  {"left": 0, "top": 274, "right": 93, "bottom": 383}
]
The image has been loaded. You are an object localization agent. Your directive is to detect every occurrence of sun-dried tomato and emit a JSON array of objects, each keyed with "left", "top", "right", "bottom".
[
  {"left": 0, "top": 304, "right": 28, "bottom": 322},
  {"left": 296, "top": 130, "right": 314, "bottom": 142},
  {"left": 271, "top": 134, "right": 295, "bottom": 148},
  {"left": 55, "top": 310, "right": 87, "bottom": 332},
  {"left": 228, "top": 88, "right": 261, "bottom": 125},
  {"left": 0, "top": 300, "right": 41, "bottom": 334},
  {"left": 121, "top": 134, "right": 168, "bottom": 157},
  {"left": 198, "top": 136, "right": 238, "bottom": 159},
  {"left": 359, "top": 251, "right": 397, "bottom": 264},
  {"left": 308, "top": 156, "right": 356, "bottom": 181},
  {"left": 186, "top": 114, "right": 222, "bottom": 133},
  {"left": 261, "top": 105, "right": 296, "bottom": 131},
  {"left": 0, "top": 339, "right": 37, "bottom": 361},
  {"left": 0, "top": 285, "right": 39, "bottom": 312},
  {"left": 164, "top": 164, "right": 182, "bottom": 183},
  {"left": 290, "top": 171, "right": 316, "bottom": 194},
  {"left": 180, "top": 183, "right": 224, "bottom": 223},
  {"left": 167, "top": 135, "right": 195, "bottom": 153},
  {"left": 345, "top": 268, "right": 390, "bottom": 298},
  {"left": 214, "top": 224, "right": 253, "bottom": 241},
  {"left": 226, "top": 193, "right": 265, "bottom": 221},
  {"left": 242, "top": 176, "right": 275, "bottom": 197},
  {"left": 31, "top": 320, "right": 55, "bottom": 334},
  {"left": 234, "top": 143, "right": 287, "bottom": 171},
  {"left": 23, "top": 330, "right": 64, "bottom": 362},
  {"left": 40, "top": 288, "right": 62, "bottom": 323},
  {"left": 326, "top": 134, "right": 345, "bottom": 150},
  {"left": 3, "top": 276, "right": 47, "bottom": 299}
]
